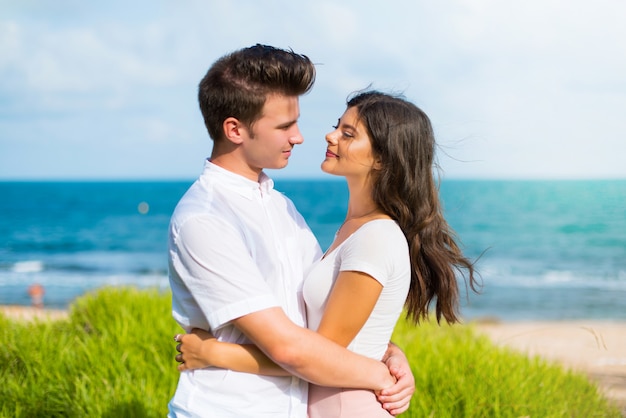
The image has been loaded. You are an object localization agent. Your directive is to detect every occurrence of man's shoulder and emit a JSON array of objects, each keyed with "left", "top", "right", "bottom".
[
  {"left": 170, "top": 179, "right": 222, "bottom": 225},
  {"left": 172, "top": 181, "right": 205, "bottom": 210}
]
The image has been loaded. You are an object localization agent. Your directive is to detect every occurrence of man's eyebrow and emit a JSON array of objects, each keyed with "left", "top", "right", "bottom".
[{"left": 276, "top": 118, "right": 298, "bottom": 129}]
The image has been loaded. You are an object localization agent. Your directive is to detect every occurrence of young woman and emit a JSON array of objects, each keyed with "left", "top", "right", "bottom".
[{"left": 175, "top": 91, "right": 479, "bottom": 417}]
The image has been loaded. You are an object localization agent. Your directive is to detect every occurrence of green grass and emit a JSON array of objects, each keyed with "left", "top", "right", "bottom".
[
  {"left": 392, "top": 319, "right": 621, "bottom": 417},
  {"left": 0, "top": 287, "right": 621, "bottom": 417},
  {"left": 0, "top": 287, "right": 181, "bottom": 418}
]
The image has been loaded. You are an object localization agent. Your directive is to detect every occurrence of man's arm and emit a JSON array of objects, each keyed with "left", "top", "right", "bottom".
[
  {"left": 176, "top": 271, "right": 415, "bottom": 399},
  {"left": 232, "top": 306, "right": 395, "bottom": 390},
  {"left": 176, "top": 329, "right": 415, "bottom": 415},
  {"left": 172, "top": 215, "right": 410, "bottom": 394}
]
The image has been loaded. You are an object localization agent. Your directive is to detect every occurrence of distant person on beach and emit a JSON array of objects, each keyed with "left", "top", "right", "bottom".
[
  {"left": 174, "top": 89, "right": 480, "bottom": 417},
  {"left": 167, "top": 45, "right": 415, "bottom": 418},
  {"left": 28, "top": 283, "right": 44, "bottom": 309}
]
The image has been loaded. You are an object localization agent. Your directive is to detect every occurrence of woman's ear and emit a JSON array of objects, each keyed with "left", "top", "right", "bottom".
[{"left": 223, "top": 117, "right": 246, "bottom": 145}]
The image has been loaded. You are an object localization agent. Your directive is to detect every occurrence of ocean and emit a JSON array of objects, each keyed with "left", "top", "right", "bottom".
[{"left": 1, "top": 179, "right": 625, "bottom": 321}]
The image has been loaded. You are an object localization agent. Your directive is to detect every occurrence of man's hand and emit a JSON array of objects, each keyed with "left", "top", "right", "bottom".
[{"left": 377, "top": 343, "right": 415, "bottom": 415}]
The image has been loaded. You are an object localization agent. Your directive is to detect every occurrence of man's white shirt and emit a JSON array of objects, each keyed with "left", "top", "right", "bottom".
[{"left": 168, "top": 161, "right": 321, "bottom": 418}]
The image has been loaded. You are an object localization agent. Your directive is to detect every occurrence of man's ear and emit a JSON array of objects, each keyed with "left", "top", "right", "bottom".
[{"left": 223, "top": 117, "right": 246, "bottom": 145}]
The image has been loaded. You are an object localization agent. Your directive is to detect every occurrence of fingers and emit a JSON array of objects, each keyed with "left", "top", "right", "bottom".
[
  {"left": 378, "top": 366, "right": 415, "bottom": 415},
  {"left": 174, "top": 334, "right": 185, "bottom": 370},
  {"left": 378, "top": 386, "right": 411, "bottom": 402},
  {"left": 379, "top": 388, "right": 413, "bottom": 415},
  {"left": 175, "top": 343, "right": 185, "bottom": 365},
  {"left": 378, "top": 390, "right": 412, "bottom": 408},
  {"left": 378, "top": 381, "right": 414, "bottom": 401},
  {"left": 383, "top": 365, "right": 414, "bottom": 395},
  {"left": 385, "top": 402, "right": 410, "bottom": 416}
]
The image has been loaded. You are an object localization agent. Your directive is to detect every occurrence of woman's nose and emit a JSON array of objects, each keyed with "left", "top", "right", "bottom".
[{"left": 325, "top": 130, "right": 338, "bottom": 144}]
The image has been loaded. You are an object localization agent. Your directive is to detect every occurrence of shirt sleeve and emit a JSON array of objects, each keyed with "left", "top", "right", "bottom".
[
  {"left": 172, "top": 214, "right": 279, "bottom": 331},
  {"left": 338, "top": 221, "right": 408, "bottom": 287}
]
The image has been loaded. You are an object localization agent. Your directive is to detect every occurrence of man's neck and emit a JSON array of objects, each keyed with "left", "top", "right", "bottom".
[{"left": 210, "top": 154, "right": 263, "bottom": 183}]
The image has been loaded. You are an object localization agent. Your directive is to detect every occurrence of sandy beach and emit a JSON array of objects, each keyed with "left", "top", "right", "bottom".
[
  {"left": 2, "top": 306, "right": 624, "bottom": 414},
  {"left": 473, "top": 320, "right": 626, "bottom": 414},
  {"left": 1, "top": 305, "right": 69, "bottom": 322}
]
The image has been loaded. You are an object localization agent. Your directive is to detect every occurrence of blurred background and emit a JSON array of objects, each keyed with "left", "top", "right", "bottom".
[
  {"left": 2, "top": 0, "right": 626, "bottom": 180},
  {"left": 1, "top": 0, "right": 625, "bottom": 321}
]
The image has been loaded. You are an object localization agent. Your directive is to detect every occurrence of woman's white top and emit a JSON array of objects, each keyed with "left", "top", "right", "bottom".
[{"left": 303, "top": 219, "right": 411, "bottom": 361}]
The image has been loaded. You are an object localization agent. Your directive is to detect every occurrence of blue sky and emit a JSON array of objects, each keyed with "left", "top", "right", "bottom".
[{"left": 1, "top": 0, "right": 625, "bottom": 180}]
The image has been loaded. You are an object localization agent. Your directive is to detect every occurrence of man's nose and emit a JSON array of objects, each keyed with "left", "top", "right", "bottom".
[{"left": 290, "top": 127, "right": 304, "bottom": 144}]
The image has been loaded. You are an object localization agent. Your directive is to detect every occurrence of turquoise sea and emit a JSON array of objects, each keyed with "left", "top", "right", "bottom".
[{"left": 1, "top": 179, "right": 624, "bottom": 321}]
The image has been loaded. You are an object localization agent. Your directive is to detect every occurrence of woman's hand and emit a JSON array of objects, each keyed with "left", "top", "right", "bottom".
[{"left": 174, "top": 328, "right": 216, "bottom": 372}]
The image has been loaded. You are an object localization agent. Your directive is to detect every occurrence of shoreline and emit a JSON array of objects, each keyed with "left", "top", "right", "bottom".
[
  {"left": 471, "top": 319, "right": 626, "bottom": 413},
  {"left": 0, "top": 305, "right": 69, "bottom": 322},
  {"left": 2, "top": 306, "right": 625, "bottom": 413}
]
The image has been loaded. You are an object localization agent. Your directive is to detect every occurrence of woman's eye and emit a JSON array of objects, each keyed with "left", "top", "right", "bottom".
[{"left": 332, "top": 124, "right": 338, "bottom": 129}]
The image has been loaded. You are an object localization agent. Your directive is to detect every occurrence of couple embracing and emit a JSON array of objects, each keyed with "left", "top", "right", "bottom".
[{"left": 167, "top": 44, "right": 478, "bottom": 418}]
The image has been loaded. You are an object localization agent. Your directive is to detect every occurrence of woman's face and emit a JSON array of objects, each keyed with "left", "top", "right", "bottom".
[{"left": 321, "top": 106, "right": 378, "bottom": 179}]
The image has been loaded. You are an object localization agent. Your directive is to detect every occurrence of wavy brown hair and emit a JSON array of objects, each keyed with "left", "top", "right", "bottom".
[
  {"left": 347, "top": 91, "right": 480, "bottom": 324},
  {"left": 198, "top": 44, "right": 316, "bottom": 142}
]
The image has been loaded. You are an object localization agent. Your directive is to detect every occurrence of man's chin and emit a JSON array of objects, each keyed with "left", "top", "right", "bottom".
[{"left": 269, "top": 161, "right": 289, "bottom": 170}]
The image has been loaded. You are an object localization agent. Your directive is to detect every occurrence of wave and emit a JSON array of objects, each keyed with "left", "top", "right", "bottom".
[
  {"left": 11, "top": 260, "right": 45, "bottom": 273},
  {"left": 0, "top": 270, "right": 169, "bottom": 288},
  {"left": 478, "top": 263, "right": 626, "bottom": 291},
  {"left": 1, "top": 254, "right": 168, "bottom": 276}
]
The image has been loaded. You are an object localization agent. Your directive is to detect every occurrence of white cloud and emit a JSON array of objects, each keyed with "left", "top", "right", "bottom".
[{"left": 1, "top": 0, "right": 626, "bottom": 179}]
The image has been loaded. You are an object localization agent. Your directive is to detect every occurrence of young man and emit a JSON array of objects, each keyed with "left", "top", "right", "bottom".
[{"left": 167, "top": 44, "right": 413, "bottom": 417}]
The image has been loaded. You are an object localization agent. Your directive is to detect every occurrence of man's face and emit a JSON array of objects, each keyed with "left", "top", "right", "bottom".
[{"left": 241, "top": 94, "right": 304, "bottom": 174}]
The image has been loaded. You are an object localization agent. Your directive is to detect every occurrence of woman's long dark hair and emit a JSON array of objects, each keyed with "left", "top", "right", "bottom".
[{"left": 348, "top": 91, "right": 479, "bottom": 324}]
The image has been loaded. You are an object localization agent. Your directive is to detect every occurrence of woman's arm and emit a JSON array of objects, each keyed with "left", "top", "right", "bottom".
[
  {"left": 314, "top": 270, "right": 382, "bottom": 343},
  {"left": 317, "top": 271, "right": 415, "bottom": 414},
  {"left": 175, "top": 328, "right": 289, "bottom": 375}
]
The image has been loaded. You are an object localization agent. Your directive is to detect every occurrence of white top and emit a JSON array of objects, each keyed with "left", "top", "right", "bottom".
[
  {"left": 168, "top": 161, "right": 322, "bottom": 418},
  {"left": 303, "top": 220, "right": 410, "bottom": 361}
]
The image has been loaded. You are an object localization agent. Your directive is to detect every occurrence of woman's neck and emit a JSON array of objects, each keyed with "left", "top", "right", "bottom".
[{"left": 344, "top": 177, "right": 381, "bottom": 221}]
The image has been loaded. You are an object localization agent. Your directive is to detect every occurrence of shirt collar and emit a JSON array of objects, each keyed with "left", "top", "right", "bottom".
[{"left": 201, "top": 160, "right": 275, "bottom": 199}]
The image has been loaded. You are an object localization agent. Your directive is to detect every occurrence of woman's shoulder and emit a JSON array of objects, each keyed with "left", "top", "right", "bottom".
[
  {"left": 352, "top": 219, "right": 406, "bottom": 247},
  {"left": 358, "top": 218, "right": 402, "bottom": 234},
  {"left": 341, "top": 219, "right": 410, "bottom": 276}
]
